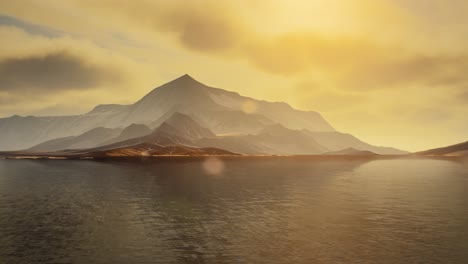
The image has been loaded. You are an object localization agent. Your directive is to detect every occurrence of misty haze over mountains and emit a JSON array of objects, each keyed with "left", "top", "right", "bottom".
[
  {"left": 415, "top": 141, "right": 468, "bottom": 157},
  {"left": 0, "top": 75, "right": 407, "bottom": 155}
]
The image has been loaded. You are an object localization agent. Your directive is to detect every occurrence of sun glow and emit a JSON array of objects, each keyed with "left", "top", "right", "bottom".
[{"left": 0, "top": 1, "right": 467, "bottom": 151}]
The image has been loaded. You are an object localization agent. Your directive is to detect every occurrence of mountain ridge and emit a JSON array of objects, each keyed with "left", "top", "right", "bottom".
[
  {"left": 416, "top": 141, "right": 468, "bottom": 156},
  {"left": 28, "top": 127, "right": 122, "bottom": 152},
  {"left": 0, "top": 74, "right": 405, "bottom": 155},
  {"left": 324, "top": 148, "right": 378, "bottom": 156}
]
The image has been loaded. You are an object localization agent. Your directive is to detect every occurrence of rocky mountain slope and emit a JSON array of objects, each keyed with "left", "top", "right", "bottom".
[
  {"left": 28, "top": 127, "right": 122, "bottom": 152},
  {"left": 302, "top": 130, "right": 407, "bottom": 155},
  {"left": 87, "top": 143, "right": 237, "bottom": 158},
  {"left": 0, "top": 74, "right": 407, "bottom": 155},
  {"left": 99, "top": 124, "right": 152, "bottom": 147},
  {"left": 416, "top": 141, "right": 468, "bottom": 156},
  {"left": 0, "top": 74, "right": 334, "bottom": 150}
]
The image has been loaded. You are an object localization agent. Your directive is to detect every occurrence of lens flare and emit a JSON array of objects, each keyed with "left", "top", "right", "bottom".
[
  {"left": 241, "top": 100, "right": 257, "bottom": 114},
  {"left": 202, "top": 157, "right": 225, "bottom": 175}
]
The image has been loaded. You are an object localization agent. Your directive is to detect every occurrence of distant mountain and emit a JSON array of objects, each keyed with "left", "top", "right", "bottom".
[
  {"left": 197, "top": 136, "right": 276, "bottom": 155},
  {"left": 130, "top": 74, "right": 333, "bottom": 133},
  {"left": 0, "top": 142, "right": 238, "bottom": 159},
  {"left": 144, "top": 122, "right": 195, "bottom": 146},
  {"left": 27, "top": 110, "right": 406, "bottom": 155},
  {"left": 324, "top": 148, "right": 378, "bottom": 156},
  {"left": 0, "top": 74, "right": 334, "bottom": 150},
  {"left": 198, "top": 124, "right": 406, "bottom": 155},
  {"left": 94, "top": 122, "right": 194, "bottom": 151},
  {"left": 99, "top": 124, "right": 152, "bottom": 146},
  {"left": 253, "top": 124, "right": 328, "bottom": 154},
  {"left": 29, "top": 114, "right": 214, "bottom": 153},
  {"left": 28, "top": 127, "right": 121, "bottom": 152},
  {"left": 164, "top": 112, "right": 215, "bottom": 140},
  {"left": 83, "top": 117, "right": 327, "bottom": 155},
  {"left": 416, "top": 141, "right": 468, "bottom": 156},
  {"left": 198, "top": 124, "right": 327, "bottom": 155},
  {"left": 190, "top": 110, "right": 275, "bottom": 135},
  {"left": 303, "top": 131, "right": 408, "bottom": 155},
  {"left": 0, "top": 74, "right": 406, "bottom": 155},
  {"left": 86, "top": 143, "right": 237, "bottom": 158},
  {"left": 4, "top": 113, "right": 407, "bottom": 157}
]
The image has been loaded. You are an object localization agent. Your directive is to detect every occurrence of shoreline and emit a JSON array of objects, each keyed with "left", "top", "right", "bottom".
[{"left": 0, "top": 153, "right": 466, "bottom": 162}]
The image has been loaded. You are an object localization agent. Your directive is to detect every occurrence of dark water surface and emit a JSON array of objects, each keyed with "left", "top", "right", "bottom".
[{"left": 0, "top": 158, "right": 467, "bottom": 263}]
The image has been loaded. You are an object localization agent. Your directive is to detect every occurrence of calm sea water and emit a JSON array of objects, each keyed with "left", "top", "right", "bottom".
[{"left": 0, "top": 157, "right": 467, "bottom": 264}]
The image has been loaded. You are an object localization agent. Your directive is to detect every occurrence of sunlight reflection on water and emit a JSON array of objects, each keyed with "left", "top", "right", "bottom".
[{"left": 0, "top": 158, "right": 467, "bottom": 263}]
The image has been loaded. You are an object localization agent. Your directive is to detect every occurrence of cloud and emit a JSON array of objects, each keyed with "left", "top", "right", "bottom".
[
  {"left": 244, "top": 32, "right": 389, "bottom": 75},
  {"left": 349, "top": 54, "right": 468, "bottom": 90},
  {"left": 458, "top": 90, "right": 468, "bottom": 103},
  {"left": 410, "top": 107, "right": 451, "bottom": 124},
  {"left": 293, "top": 80, "right": 368, "bottom": 112},
  {"left": 61, "top": 0, "right": 468, "bottom": 95},
  {"left": 0, "top": 25, "right": 149, "bottom": 118},
  {"left": 0, "top": 14, "right": 61, "bottom": 37},
  {"left": 0, "top": 92, "right": 20, "bottom": 105},
  {"left": 156, "top": 4, "right": 242, "bottom": 52},
  {"left": 3, "top": 1, "right": 467, "bottom": 82},
  {"left": 0, "top": 0, "right": 467, "bottom": 151},
  {"left": 0, "top": 52, "right": 119, "bottom": 92},
  {"left": 71, "top": 0, "right": 247, "bottom": 53}
]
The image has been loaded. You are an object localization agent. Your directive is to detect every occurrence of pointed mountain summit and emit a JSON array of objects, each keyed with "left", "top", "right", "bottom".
[
  {"left": 143, "top": 74, "right": 206, "bottom": 95},
  {"left": 136, "top": 121, "right": 194, "bottom": 146},
  {"left": 168, "top": 74, "right": 201, "bottom": 87},
  {"left": 92, "top": 113, "right": 219, "bottom": 152},
  {"left": 94, "top": 122, "right": 193, "bottom": 151},
  {"left": 3, "top": 74, "right": 407, "bottom": 154},
  {"left": 139, "top": 113, "right": 214, "bottom": 145},
  {"left": 99, "top": 123, "right": 152, "bottom": 147},
  {"left": 126, "top": 75, "right": 222, "bottom": 125},
  {"left": 164, "top": 112, "right": 215, "bottom": 140},
  {"left": 122, "top": 74, "right": 334, "bottom": 135}
]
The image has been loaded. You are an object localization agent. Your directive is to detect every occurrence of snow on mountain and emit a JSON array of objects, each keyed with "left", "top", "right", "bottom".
[
  {"left": 3, "top": 74, "right": 404, "bottom": 155},
  {"left": 0, "top": 75, "right": 334, "bottom": 150}
]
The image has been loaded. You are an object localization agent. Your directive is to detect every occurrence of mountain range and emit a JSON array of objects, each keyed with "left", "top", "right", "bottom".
[
  {"left": 0, "top": 74, "right": 408, "bottom": 156},
  {"left": 323, "top": 148, "right": 378, "bottom": 156},
  {"left": 416, "top": 141, "right": 468, "bottom": 157}
]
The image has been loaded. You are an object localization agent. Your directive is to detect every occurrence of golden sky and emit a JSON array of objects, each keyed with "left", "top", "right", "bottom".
[{"left": 0, "top": 0, "right": 467, "bottom": 151}]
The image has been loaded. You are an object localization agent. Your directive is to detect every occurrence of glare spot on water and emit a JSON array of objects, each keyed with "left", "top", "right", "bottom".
[
  {"left": 241, "top": 100, "right": 257, "bottom": 114},
  {"left": 202, "top": 157, "right": 225, "bottom": 176},
  {"left": 0, "top": 159, "right": 467, "bottom": 263},
  {"left": 141, "top": 151, "right": 150, "bottom": 156}
]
